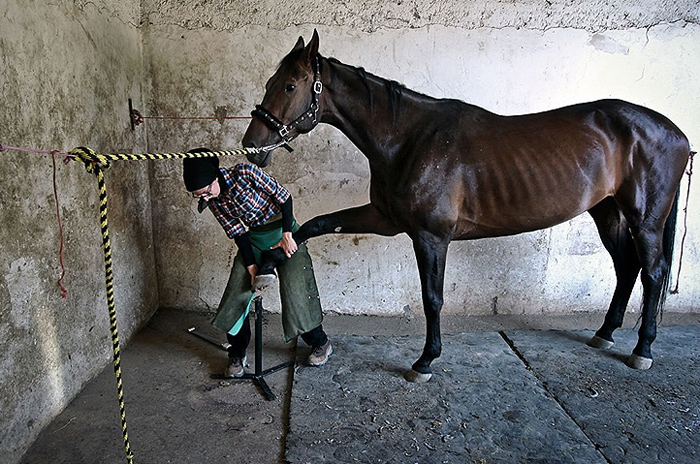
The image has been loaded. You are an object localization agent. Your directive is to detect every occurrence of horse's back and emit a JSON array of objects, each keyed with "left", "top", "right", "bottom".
[{"left": 413, "top": 99, "right": 690, "bottom": 239}]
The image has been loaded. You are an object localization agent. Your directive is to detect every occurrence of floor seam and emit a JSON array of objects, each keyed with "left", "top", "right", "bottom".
[{"left": 498, "top": 330, "right": 612, "bottom": 464}]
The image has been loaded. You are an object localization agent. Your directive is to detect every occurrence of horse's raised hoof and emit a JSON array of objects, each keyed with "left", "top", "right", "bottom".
[
  {"left": 587, "top": 335, "right": 615, "bottom": 350},
  {"left": 627, "top": 354, "right": 653, "bottom": 370},
  {"left": 404, "top": 369, "right": 432, "bottom": 383},
  {"left": 253, "top": 274, "right": 276, "bottom": 292}
]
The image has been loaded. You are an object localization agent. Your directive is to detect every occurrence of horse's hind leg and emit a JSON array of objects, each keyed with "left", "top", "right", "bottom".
[
  {"left": 623, "top": 229, "right": 669, "bottom": 369},
  {"left": 615, "top": 181, "right": 680, "bottom": 369},
  {"left": 625, "top": 208, "right": 677, "bottom": 369},
  {"left": 586, "top": 198, "right": 641, "bottom": 349}
]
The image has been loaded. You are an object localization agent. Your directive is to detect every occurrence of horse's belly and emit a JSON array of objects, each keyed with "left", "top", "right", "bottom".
[{"left": 456, "top": 156, "right": 613, "bottom": 238}]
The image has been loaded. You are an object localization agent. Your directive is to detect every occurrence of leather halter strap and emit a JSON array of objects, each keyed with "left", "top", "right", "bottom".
[{"left": 251, "top": 56, "right": 323, "bottom": 151}]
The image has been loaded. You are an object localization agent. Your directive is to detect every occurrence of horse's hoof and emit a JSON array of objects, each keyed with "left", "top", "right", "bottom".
[
  {"left": 404, "top": 369, "right": 432, "bottom": 383},
  {"left": 253, "top": 274, "right": 276, "bottom": 292},
  {"left": 627, "top": 354, "right": 653, "bottom": 370},
  {"left": 587, "top": 335, "right": 614, "bottom": 350}
]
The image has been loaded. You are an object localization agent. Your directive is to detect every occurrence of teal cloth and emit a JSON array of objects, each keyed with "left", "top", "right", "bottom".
[
  {"left": 212, "top": 220, "right": 323, "bottom": 342},
  {"left": 227, "top": 292, "right": 256, "bottom": 336}
]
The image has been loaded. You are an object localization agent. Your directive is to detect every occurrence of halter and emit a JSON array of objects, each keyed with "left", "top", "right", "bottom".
[{"left": 251, "top": 56, "right": 323, "bottom": 152}]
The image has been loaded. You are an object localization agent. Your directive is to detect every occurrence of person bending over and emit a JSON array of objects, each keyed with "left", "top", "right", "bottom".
[{"left": 183, "top": 149, "right": 332, "bottom": 377}]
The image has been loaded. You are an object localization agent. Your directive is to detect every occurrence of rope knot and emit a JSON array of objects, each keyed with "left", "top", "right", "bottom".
[{"left": 71, "top": 146, "right": 111, "bottom": 173}]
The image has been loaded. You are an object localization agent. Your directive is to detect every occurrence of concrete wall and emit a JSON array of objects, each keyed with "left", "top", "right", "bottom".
[
  {"left": 145, "top": 1, "right": 700, "bottom": 317},
  {"left": 0, "top": 1, "right": 156, "bottom": 462},
  {"left": 2, "top": 1, "right": 699, "bottom": 462}
]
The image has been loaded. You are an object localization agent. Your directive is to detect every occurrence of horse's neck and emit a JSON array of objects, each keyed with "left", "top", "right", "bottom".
[{"left": 322, "top": 59, "right": 421, "bottom": 168}]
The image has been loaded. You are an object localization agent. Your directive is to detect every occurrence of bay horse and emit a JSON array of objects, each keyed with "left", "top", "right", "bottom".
[{"left": 242, "top": 30, "right": 691, "bottom": 382}]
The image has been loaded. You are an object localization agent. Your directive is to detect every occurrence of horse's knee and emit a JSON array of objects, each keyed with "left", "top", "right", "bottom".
[
  {"left": 295, "top": 215, "right": 334, "bottom": 241},
  {"left": 423, "top": 292, "right": 444, "bottom": 313}
]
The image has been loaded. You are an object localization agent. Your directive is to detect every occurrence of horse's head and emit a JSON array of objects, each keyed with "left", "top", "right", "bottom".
[{"left": 242, "top": 30, "right": 322, "bottom": 167}]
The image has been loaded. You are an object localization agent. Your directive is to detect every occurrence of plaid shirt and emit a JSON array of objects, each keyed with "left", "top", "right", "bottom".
[{"left": 208, "top": 163, "right": 290, "bottom": 239}]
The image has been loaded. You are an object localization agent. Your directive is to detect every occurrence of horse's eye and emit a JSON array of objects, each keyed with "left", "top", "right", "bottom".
[{"left": 284, "top": 84, "right": 296, "bottom": 93}]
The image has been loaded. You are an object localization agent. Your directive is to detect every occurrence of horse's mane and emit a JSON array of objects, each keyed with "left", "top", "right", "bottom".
[
  {"left": 325, "top": 56, "right": 433, "bottom": 122},
  {"left": 277, "top": 51, "right": 435, "bottom": 122}
]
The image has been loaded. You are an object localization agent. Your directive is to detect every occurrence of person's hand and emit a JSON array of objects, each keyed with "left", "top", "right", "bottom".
[
  {"left": 272, "top": 231, "right": 298, "bottom": 258},
  {"left": 246, "top": 264, "right": 258, "bottom": 286}
]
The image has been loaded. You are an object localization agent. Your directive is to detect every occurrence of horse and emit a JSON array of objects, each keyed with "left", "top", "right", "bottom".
[{"left": 241, "top": 30, "right": 691, "bottom": 382}]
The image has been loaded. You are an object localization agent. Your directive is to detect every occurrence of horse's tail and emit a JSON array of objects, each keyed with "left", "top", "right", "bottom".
[{"left": 656, "top": 186, "right": 681, "bottom": 319}]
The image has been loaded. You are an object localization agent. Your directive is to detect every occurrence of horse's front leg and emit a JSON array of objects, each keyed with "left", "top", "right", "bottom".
[
  {"left": 404, "top": 232, "right": 450, "bottom": 383},
  {"left": 254, "top": 204, "right": 401, "bottom": 289}
]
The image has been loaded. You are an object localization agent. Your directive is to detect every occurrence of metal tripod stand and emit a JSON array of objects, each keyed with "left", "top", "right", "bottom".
[
  {"left": 189, "top": 296, "right": 293, "bottom": 401},
  {"left": 237, "top": 296, "right": 294, "bottom": 400}
]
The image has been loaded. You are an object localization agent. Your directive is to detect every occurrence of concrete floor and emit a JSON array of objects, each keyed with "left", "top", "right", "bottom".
[
  {"left": 19, "top": 307, "right": 700, "bottom": 464},
  {"left": 287, "top": 328, "right": 700, "bottom": 463}
]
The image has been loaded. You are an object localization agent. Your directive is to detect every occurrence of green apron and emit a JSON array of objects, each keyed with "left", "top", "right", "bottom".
[{"left": 211, "top": 220, "right": 323, "bottom": 342}]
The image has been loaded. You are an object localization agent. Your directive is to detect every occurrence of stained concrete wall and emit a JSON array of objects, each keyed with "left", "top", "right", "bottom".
[
  {"left": 1, "top": 1, "right": 156, "bottom": 463},
  {"left": 2, "top": 1, "right": 700, "bottom": 463},
  {"left": 144, "top": 1, "right": 700, "bottom": 318}
]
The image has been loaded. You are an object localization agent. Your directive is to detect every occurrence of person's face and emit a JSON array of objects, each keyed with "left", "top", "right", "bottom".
[{"left": 190, "top": 178, "right": 220, "bottom": 201}]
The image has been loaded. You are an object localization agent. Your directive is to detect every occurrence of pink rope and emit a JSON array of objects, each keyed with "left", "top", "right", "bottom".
[
  {"left": 142, "top": 115, "right": 251, "bottom": 120},
  {"left": 2, "top": 144, "right": 71, "bottom": 297},
  {"left": 129, "top": 107, "right": 251, "bottom": 127},
  {"left": 0, "top": 144, "right": 73, "bottom": 158}
]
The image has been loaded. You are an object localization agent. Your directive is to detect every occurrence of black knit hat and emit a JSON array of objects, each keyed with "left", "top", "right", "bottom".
[{"left": 183, "top": 148, "right": 219, "bottom": 191}]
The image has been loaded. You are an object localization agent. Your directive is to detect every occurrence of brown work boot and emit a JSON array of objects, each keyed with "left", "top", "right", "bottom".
[
  {"left": 308, "top": 340, "right": 332, "bottom": 367},
  {"left": 225, "top": 356, "right": 247, "bottom": 378}
]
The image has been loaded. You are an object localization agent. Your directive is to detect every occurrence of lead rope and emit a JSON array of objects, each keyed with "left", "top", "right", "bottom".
[
  {"left": 671, "top": 150, "right": 695, "bottom": 294},
  {"left": 70, "top": 144, "right": 285, "bottom": 464},
  {"left": 76, "top": 155, "right": 134, "bottom": 464}
]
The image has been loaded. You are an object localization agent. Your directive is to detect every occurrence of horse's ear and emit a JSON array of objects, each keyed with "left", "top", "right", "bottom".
[
  {"left": 309, "top": 29, "right": 319, "bottom": 55},
  {"left": 292, "top": 36, "right": 305, "bottom": 53},
  {"left": 302, "top": 29, "right": 319, "bottom": 68}
]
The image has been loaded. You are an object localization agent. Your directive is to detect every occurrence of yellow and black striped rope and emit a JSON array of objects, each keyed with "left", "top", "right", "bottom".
[
  {"left": 74, "top": 145, "right": 258, "bottom": 464},
  {"left": 71, "top": 145, "right": 261, "bottom": 170},
  {"left": 85, "top": 164, "right": 134, "bottom": 463}
]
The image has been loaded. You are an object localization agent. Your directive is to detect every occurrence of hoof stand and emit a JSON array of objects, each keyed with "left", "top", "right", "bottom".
[{"left": 404, "top": 369, "right": 432, "bottom": 383}]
